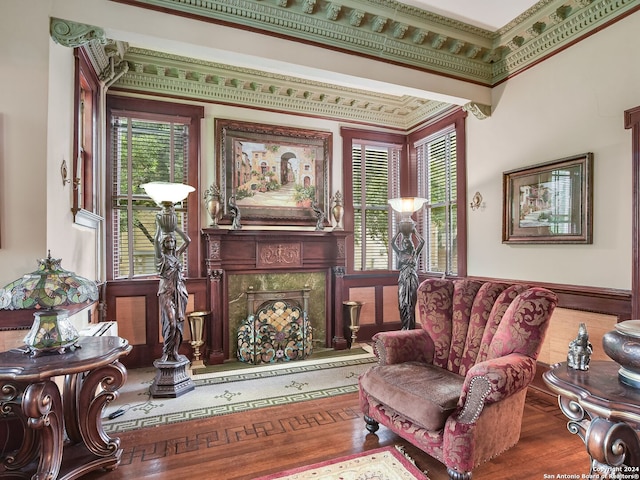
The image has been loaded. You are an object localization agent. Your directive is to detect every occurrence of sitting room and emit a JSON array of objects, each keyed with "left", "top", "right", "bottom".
[{"left": 1, "top": 0, "right": 640, "bottom": 478}]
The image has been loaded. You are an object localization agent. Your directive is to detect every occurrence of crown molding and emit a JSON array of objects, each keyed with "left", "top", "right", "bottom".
[
  {"left": 116, "top": 47, "right": 451, "bottom": 129},
  {"left": 50, "top": 17, "right": 452, "bottom": 129},
  {"left": 110, "top": 0, "right": 640, "bottom": 86},
  {"left": 55, "top": 0, "right": 639, "bottom": 127},
  {"left": 50, "top": 17, "right": 130, "bottom": 86}
]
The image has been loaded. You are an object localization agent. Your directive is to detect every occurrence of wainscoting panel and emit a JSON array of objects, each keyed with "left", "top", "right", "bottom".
[
  {"left": 115, "top": 296, "right": 147, "bottom": 345},
  {"left": 347, "top": 287, "right": 376, "bottom": 326},
  {"left": 382, "top": 285, "right": 401, "bottom": 324},
  {"left": 538, "top": 307, "right": 617, "bottom": 366}
]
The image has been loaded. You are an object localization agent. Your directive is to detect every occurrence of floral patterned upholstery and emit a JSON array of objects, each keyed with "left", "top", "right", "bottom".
[{"left": 359, "top": 278, "right": 557, "bottom": 480}]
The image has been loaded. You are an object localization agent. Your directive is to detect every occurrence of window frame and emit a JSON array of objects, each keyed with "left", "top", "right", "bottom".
[
  {"left": 341, "top": 127, "right": 407, "bottom": 274},
  {"left": 106, "top": 96, "right": 203, "bottom": 280},
  {"left": 408, "top": 108, "right": 468, "bottom": 277},
  {"left": 72, "top": 47, "right": 103, "bottom": 228}
]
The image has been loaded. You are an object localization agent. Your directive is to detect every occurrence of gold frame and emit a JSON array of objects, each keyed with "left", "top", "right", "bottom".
[
  {"left": 216, "top": 119, "right": 331, "bottom": 227},
  {"left": 502, "top": 153, "right": 593, "bottom": 244}
]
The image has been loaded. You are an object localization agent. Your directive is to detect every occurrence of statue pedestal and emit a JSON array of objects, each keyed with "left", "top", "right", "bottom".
[{"left": 150, "top": 355, "right": 195, "bottom": 398}]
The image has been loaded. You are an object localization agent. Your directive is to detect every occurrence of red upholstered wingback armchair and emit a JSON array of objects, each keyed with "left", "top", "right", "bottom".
[{"left": 359, "top": 279, "right": 558, "bottom": 480}]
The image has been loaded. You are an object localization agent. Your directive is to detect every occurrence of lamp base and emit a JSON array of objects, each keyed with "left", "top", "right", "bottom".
[
  {"left": 150, "top": 355, "right": 195, "bottom": 398},
  {"left": 23, "top": 309, "right": 80, "bottom": 356}
]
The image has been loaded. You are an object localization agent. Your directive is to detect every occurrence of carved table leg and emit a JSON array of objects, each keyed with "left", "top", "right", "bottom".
[
  {"left": 558, "top": 395, "right": 640, "bottom": 474},
  {"left": 76, "top": 361, "right": 127, "bottom": 458},
  {"left": 22, "top": 380, "right": 64, "bottom": 479},
  {"left": 0, "top": 381, "right": 39, "bottom": 471},
  {"left": 586, "top": 417, "right": 640, "bottom": 473}
]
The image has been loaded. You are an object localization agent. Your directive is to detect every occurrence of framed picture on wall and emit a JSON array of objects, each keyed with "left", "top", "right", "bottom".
[
  {"left": 502, "top": 153, "right": 593, "bottom": 244},
  {"left": 215, "top": 119, "right": 332, "bottom": 227}
]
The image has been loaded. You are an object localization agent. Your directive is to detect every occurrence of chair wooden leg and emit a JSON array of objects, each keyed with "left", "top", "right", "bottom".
[
  {"left": 446, "top": 467, "right": 472, "bottom": 480},
  {"left": 364, "top": 415, "right": 379, "bottom": 433}
]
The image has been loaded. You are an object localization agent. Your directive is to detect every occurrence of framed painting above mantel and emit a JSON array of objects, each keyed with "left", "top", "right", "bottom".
[
  {"left": 215, "top": 119, "right": 332, "bottom": 227},
  {"left": 502, "top": 152, "right": 593, "bottom": 244}
]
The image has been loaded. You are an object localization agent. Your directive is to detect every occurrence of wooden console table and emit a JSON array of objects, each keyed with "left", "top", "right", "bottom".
[
  {"left": 0, "top": 336, "right": 132, "bottom": 479},
  {"left": 543, "top": 360, "right": 640, "bottom": 477}
]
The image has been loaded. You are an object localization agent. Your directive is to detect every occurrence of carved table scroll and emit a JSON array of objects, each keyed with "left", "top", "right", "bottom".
[{"left": 543, "top": 360, "right": 640, "bottom": 477}]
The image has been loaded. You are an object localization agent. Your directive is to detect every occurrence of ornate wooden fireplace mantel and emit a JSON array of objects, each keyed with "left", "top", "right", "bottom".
[{"left": 201, "top": 228, "right": 349, "bottom": 364}]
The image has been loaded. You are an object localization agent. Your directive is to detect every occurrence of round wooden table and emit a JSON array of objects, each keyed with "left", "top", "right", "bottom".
[
  {"left": 543, "top": 360, "right": 640, "bottom": 479},
  {"left": 0, "top": 336, "right": 132, "bottom": 479}
]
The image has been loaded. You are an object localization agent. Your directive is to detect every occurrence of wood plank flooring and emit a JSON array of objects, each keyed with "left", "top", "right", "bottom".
[{"left": 84, "top": 386, "right": 590, "bottom": 480}]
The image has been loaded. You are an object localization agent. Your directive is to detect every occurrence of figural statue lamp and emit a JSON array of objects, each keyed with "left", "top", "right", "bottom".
[
  {"left": 141, "top": 181, "right": 196, "bottom": 398},
  {"left": 0, "top": 251, "right": 98, "bottom": 355},
  {"left": 388, "top": 197, "right": 427, "bottom": 331}
]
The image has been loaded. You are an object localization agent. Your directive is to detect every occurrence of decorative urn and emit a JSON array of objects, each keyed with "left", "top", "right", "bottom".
[{"left": 602, "top": 320, "right": 640, "bottom": 388}]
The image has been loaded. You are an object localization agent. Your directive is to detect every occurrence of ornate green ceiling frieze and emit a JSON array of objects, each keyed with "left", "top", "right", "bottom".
[
  {"left": 117, "top": 47, "right": 452, "bottom": 129},
  {"left": 57, "top": 0, "right": 638, "bottom": 128},
  {"left": 113, "top": 0, "right": 639, "bottom": 85},
  {"left": 492, "top": 0, "right": 640, "bottom": 82}
]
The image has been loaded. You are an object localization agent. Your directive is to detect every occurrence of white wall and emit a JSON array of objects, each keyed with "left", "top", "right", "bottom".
[
  {"left": 1, "top": 0, "right": 638, "bottom": 292},
  {"left": 46, "top": 37, "right": 99, "bottom": 280},
  {"left": 466, "top": 11, "right": 640, "bottom": 289},
  {"left": 0, "top": 2, "right": 51, "bottom": 282}
]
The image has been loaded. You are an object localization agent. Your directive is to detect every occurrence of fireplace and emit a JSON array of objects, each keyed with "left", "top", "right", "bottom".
[{"left": 202, "top": 228, "right": 348, "bottom": 363}]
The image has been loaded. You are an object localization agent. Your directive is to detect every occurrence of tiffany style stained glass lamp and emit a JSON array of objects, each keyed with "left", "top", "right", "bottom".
[{"left": 0, "top": 251, "right": 98, "bottom": 355}]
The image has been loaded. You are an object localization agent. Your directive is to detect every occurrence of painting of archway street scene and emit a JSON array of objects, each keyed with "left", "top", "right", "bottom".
[
  {"left": 502, "top": 153, "right": 593, "bottom": 244},
  {"left": 216, "top": 119, "right": 331, "bottom": 226}
]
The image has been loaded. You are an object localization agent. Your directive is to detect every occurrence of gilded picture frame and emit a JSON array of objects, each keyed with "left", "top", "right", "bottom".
[
  {"left": 502, "top": 153, "right": 593, "bottom": 244},
  {"left": 216, "top": 119, "right": 331, "bottom": 227}
]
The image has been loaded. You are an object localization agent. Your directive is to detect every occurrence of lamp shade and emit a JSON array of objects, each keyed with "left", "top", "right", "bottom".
[
  {"left": 0, "top": 252, "right": 99, "bottom": 354},
  {"left": 141, "top": 181, "right": 195, "bottom": 205},
  {"left": 388, "top": 197, "right": 428, "bottom": 214},
  {"left": 0, "top": 252, "right": 98, "bottom": 310}
]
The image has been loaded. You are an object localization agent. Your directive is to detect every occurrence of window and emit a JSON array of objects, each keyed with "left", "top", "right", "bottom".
[
  {"left": 106, "top": 97, "right": 203, "bottom": 280},
  {"left": 72, "top": 47, "right": 102, "bottom": 228},
  {"left": 412, "top": 109, "right": 467, "bottom": 276},
  {"left": 342, "top": 128, "right": 403, "bottom": 271}
]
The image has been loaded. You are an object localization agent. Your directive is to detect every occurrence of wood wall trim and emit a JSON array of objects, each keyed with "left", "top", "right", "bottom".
[
  {"left": 624, "top": 105, "right": 640, "bottom": 319},
  {"left": 467, "top": 275, "right": 631, "bottom": 321}
]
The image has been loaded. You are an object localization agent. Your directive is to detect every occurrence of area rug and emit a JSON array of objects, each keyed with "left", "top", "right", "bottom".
[
  {"left": 103, "top": 346, "right": 376, "bottom": 434},
  {"left": 253, "top": 446, "right": 429, "bottom": 480}
]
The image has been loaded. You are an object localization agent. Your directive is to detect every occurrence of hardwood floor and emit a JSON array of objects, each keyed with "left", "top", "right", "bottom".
[{"left": 84, "top": 386, "right": 590, "bottom": 480}]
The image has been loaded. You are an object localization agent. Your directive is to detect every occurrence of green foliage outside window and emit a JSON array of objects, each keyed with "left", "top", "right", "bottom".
[{"left": 111, "top": 117, "right": 189, "bottom": 279}]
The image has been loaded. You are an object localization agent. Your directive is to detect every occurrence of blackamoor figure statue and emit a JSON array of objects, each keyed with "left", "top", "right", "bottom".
[
  {"left": 391, "top": 225, "right": 425, "bottom": 330},
  {"left": 154, "top": 218, "right": 191, "bottom": 362}
]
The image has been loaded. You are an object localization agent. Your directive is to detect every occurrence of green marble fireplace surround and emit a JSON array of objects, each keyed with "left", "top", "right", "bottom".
[
  {"left": 202, "top": 228, "right": 348, "bottom": 363},
  {"left": 228, "top": 272, "right": 327, "bottom": 360}
]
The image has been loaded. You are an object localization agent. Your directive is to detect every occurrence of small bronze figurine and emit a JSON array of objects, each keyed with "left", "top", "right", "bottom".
[
  {"left": 229, "top": 196, "right": 242, "bottom": 230},
  {"left": 567, "top": 322, "right": 593, "bottom": 370},
  {"left": 312, "top": 201, "right": 325, "bottom": 231}
]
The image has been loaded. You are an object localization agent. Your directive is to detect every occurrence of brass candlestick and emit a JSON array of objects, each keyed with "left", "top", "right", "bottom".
[{"left": 187, "top": 311, "right": 209, "bottom": 370}]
